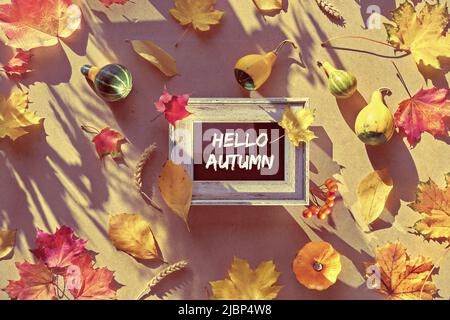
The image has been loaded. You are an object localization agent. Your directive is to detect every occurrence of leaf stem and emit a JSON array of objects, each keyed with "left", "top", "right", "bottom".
[
  {"left": 321, "top": 35, "right": 408, "bottom": 52},
  {"left": 392, "top": 61, "right": 412, "bottom": 98},
  {"left": 174, "top": 26, "right": 192, "bottom": 48},
  {"left": 81, "top": 124, "right": 100, "bottom": 135}
]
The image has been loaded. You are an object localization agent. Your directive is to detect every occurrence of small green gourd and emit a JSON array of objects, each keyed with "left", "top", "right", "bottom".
[
  {"left": 318, "top": 61, "right": 357, "bottom": 99},
  {"left": 81, "top": 64, "right": 133, "bottom": 102}
]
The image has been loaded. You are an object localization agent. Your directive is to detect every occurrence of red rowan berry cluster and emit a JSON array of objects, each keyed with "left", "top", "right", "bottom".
[{"left": 303, "top": 178, "right": 339, "bottom": 220}]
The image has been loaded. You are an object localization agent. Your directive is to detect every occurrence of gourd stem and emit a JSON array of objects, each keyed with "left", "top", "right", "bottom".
[
  {"left": 321, "top": 35, "right": 410, "bottom": 53},
  {"left": 274, "top": 40, "right": 297, "bottom": 55}
]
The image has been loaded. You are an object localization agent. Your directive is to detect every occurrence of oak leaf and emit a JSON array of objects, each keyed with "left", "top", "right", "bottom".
[
  {"left": 170, "top": 0, "right": 225, "bottom": 31},
  {"left": 253, "top": 0, "right": 283, "bottom": 12},
  {"left": 67, "top": 254, "right": 117, "bottom": 300},
  {"left": 384, "top": 1, "right": 450, "bottom": 69},
  {"left": 0, "top": 90, "right": 43, "bottom": 141},
  {"left": 278, "top": 107, "right": 316, "bottom": 147},
  {"left": 31, "top": 226, "right": 87, "bottom": 270},
  {"left": 99, "top": 0, "right": 129, "bottom": 8},
  {"left": 158, "top": 160, "right": 192, "bottom": 228},
  {"left": 409, "top": 173, "right": 450, "bottom": 242},
  {"left": 0, "top": 229, "right": 16, "bottom": 260},
  {"left": 394, "top": 87, "right": 449, "bottom": 147},
  {"left": 154, "top": 87, "right": 191, "bottom": 126},
  {"left": 0, "top": 0, "right": 82, "bottom": 51},
  {"left": 108, "top": 213, "right": 160, "bottom": 260},
  {"left": 4, "top": 261, "right": 56, "bottom": 300},
  {"left": 129, "top": 40, "right": 177, "bottom": 77},
  {"left": 92, "top": 127, "right": 124, "bottom": 159},
  {"left": 2, "top": 49, "right": 32, "bottom": 76},
  {"left": 210, "top": 257, "right": 282, "bottom": 300},
  {"left": 365, "top": 242, "right": 437, "bottom": 300},
  {"left": 356, "top": 169, "right": 393, "bottom": 226}
]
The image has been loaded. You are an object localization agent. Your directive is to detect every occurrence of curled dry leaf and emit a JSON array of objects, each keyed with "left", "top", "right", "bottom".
[
  {"left": 394, "top": 87, "right": 449, "bottom": 148},
  {"left": 278, "top": 107, "right": 316, "bottom": 147},
  {"left": 365, "top": 241, "right": 437, "bottom": 300},
  {"left": 356, "top": 169, "right": 393, "bottom": 226},
  {"left": 409, "top": 173, "right": 450, "bottom": 242},
  {"left": 210, "top": 257, "right": 282, "bottom": 300},
  {"left": 0, "top": 229, "right": 16, "bottom": 260},
  {"left": 159, "top": 160, "right": 193, "bottom": 229},
  {"left": 253, "top": 0, "right": 283, "bottom": 12},
  {"left": 108, "top": 213, "right": 159, "bottom": 260},
  {"left": 0, "top": 0, "right": 82, "bottom": 50},
  {"left": 384, "top": 0, "right": 450, "bottom": 69},
  {"left": 170, "top": 0, "right": 225, "bottom": 32},
  {"left": 99, "top": 0, "right": 130, "bottom": 8},
  {"left": 129, "top": 40, "right": 177, "bottom": 77},
  {"left": 0, "top": 90, "right": 43, "bottom": 141},
  {"left": 92, "top": 127, "right": 124, "bottom": 159},
  {"left": 2, "top": 50, "right": 32, "bottom": 76}
]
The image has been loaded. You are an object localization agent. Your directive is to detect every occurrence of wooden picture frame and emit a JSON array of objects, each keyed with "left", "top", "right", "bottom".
[{"left": 168, "top": 98, "right": 310, "bottom": 205}]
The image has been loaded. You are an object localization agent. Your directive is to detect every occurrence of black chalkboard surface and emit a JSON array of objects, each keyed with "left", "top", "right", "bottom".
[{"left": 193, "top": 122, "right": 285, "bottom": 181}]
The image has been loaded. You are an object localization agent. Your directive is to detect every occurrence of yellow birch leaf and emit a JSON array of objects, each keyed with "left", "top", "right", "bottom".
[
  {"left": 365, "top": 241, "right": 437, "bottom": 300},
  {"left": 169, "top": 0, "right": 225, "bottom": 32},
  {"left": 108, "top": 213, "right": 159, "bottom": 260},
  {"left": 210, "top": 257, "right": 282, "bottom": 300},
  {"left": 0, "top": 91, "right": 43, "bottom": 141},
  {"left": 253, "top": 0, "right": 283, "bottom": 12},
  {"left": 0, "top": 229, "right": 16, "bottom": 260},
  {"left": 278, "top": 107, "right": 316, "bottom": 147},
  {"left": 356, "top": 169, "right": 393, "bottom": 225},
  {"left": 129, "top": 40, "right": 177, "bottom": 77},
  {"left": 158, "top": 161, "right": 192, "bottom": 228}
]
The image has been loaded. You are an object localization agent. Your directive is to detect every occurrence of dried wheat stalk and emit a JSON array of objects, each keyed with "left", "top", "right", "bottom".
[
  {"left": 137, "top": 260, "right": 188, "bottom": 300},
  {"left": 315, "top": 0, "right": 345, "bottom": 23},
  {"left": 134, "top": 143, "right": 162, "bottom": 211}
]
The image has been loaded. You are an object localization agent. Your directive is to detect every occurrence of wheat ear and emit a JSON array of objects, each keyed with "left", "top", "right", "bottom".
[
  {"left": 315, "top": 0, "right": 345, "bottom": 23},
  {"left": 134, "top": 143, "right": 162, "bottom": 211},
  {"left": 137, "top": 260, "right": 188, "bottom": 300}
]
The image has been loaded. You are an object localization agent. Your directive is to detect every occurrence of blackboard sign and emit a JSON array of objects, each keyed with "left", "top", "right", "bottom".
[{"left": 169, "top": 98, "right": 309, "bottom": 205}]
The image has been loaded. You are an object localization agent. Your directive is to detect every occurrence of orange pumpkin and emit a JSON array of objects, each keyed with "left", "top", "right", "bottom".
[{"left": 292, "top": 241, "right": 342, "bottom": 290}]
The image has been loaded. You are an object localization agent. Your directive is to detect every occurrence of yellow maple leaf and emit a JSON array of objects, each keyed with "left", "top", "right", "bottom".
[
  {"left": 0, "top": 229, "right": 16, "bottom": 260},
  {"left": 384, "top": 0, "right": 450, "bottom": 69},
  {"left": 356, "top": 169, "right": 394, "bottom": 226},
  {"left": 108, "top": 213, "right": 159, "bottom": 260},
  {"left": 158, "top": 161, "right": 192, "bottom": 229},
  {"left": 409, "top": 173, "right": 450, "bottom": 242},
  {"left": 170, "top": 0, "right": 225, "bottom": 31},
  {"left": 365, "top": 242, "right": 437, "bottom": 300},
  {"left": 278, "top": 107, "right": 316, "bottom": 147},
  {"left": 210, "top": 257, "right": 282, "bottom": 300},
  {"left": 0, "top": 91, "right": 43, "bottom": 141}
]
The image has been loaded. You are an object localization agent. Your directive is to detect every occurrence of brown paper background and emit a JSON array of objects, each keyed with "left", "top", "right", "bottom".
[{"left": 0, "top": 0, "right": 449, "bottom": 300}]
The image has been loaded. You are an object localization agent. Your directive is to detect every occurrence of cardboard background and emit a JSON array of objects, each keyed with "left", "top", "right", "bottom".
[{"left": 0, "top": 0, "right": 449, "bottom": 300}]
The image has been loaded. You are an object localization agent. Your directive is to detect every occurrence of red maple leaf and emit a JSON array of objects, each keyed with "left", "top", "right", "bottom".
[
  {"left": 92, "top": 127, "right": 124, "bottom": 159},
  {"left": 154, "top": 87, "right": 191, "bottom": 126},
  {"left": 4, "top": 261, "right": 56, "bottom": 300},
  {"left": 31, "top": 226, "right": 87, "bottom": 270},
  {"left": 66, "top": 254, "right": 117, "bottom": 300},
  {"left": 394, "top": 87, "right": 450, "bottom": 147},
  {"left": 99, "top": 0, "right": 130, "bottom": 8},
  {"left": 2, "top": 49, "right": 32, "bottom": 76}
]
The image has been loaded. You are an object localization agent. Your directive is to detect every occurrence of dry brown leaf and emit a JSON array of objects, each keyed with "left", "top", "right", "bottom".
[
  {"left": 129, "top": 40, "right": 177, "bottom": 77},
  {"left": 365, "top": 241, "right": 437, "bottom": 300},
  {"left": 409, "top": 173, "right": 450, "bottom": 242},
  {"left": 108, "top": 213, "right": 159, "bottom": 260},
  {"left": 210, "top": 257, "right": 282, "bottom": 300},
  {"left": 356, "top": 169, "right": 393, "bottom": 225},
  {"left": 159, "top": 161, "right": 192, "bottom": 228},
  {"left": 0, "top": 229, "right": 16, "bottom": 260}
]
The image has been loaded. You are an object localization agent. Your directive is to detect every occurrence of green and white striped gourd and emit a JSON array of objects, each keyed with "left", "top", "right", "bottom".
[{"left": 319, "top": 61, "right": 357, "bottom": 99}]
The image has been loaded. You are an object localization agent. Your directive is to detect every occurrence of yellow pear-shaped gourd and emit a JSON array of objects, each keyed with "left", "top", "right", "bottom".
[
  {"left": 318, "top": 61, "right": 357, "bottom": 99},
  {"left": 355, "top": 88, "right": 395, "bottom": 146},
  {"left": 234, "top": 40, "right": 297, "bottom": 91}
]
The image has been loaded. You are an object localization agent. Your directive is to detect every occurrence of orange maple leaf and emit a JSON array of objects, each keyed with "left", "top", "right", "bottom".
[
  {"left": 0, "top": 0, "right": 82, "bottom": 50},
  {"left": 365, "top": 242, "right": 437, "bottom": 300}
]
